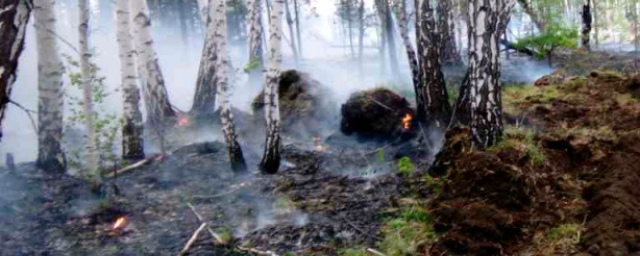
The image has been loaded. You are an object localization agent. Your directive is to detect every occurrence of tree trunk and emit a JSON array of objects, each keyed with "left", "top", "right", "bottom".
[
  {"left": 465, "top": 0, "right": 515, "bottom": 147},
  {"left": 212, "top": 0, "right": 247, "bottom": 173},
  {"left": 517, "top": 0, "right": 544, "bottom": 32},
  {"left": 0, "top": 0, "right": 31, "bottom": 142},
  {"left": 293, "top": 0, "right": 302, "bottom": 58},
  {"left": 247, "top": 0, "right": 264, "bottom": 89},
  {"left": 78, "top": 0, "right": 99, "bottom": 180},
  {"left": 593, "top": 0, "right": 598, "bottom": 48},
  {"left": 283, "top": 0, "right": 298, "bottom": 63},
  {"left": 192, "top": 0, "right": 218, "bottom": 116},
  {"left": 382, "top": 0, "right": 399, "bottom": 79},
  {"left": 34, "top": 0, "right": 66, "bottom": 172},
  {"left": 416, "top": 0, "right": 451, "bottom": 128},
  {"left": 581, "top": 0, "right": 592, "bottom": 50},
  {"left": 438, "top": 0, "right": 462, "bottom": 65},
  {"left": 130, "top": 0, "right": 175, "bottom": 128},
  {"left": 357, "top": 0, "right": 364, "bottom": 76},
  {"left": 260, "top": 0, "right": 283, "bottom": 174},
  {"left": 395, "top": 0, "right": 420, "bottom": 90},
  {"left": 116, "top": 0, "right": 145, "bottom": 160}
]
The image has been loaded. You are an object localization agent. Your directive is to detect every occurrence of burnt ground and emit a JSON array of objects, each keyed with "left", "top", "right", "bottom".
[{"left": 0, "top": 132, "right": 426, "bottom": 255}]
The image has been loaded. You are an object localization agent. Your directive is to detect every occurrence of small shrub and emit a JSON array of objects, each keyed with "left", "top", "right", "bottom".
[{"left": 396, "top": 157, "right": 415, "bottom": 174}]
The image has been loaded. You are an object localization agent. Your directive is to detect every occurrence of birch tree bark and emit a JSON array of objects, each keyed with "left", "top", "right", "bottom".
[
  {"left": 116, "top": 0, "right": 144, "bottom": 160},
  {"left": 0, "top": 0, "right": 31, "bottom": 141},
  {"left": 34, "top": 0, "right": 66, "bottom": 172},
  {"left": 130, "top": 0, "right": 175, "bottom": 127},
  {"left": 191, "top": 0, "right": 218, "bottom": 116},
  {"left": 375, "top": 0, "right": 399, "bottom": 79},
  {"left": 438, "top": 0, "right": 462, "bottom": 65},
  {"left": 416, "top": 0, "right": 450, "bottom": 128},
  {"left": 260, "top": 0, "right": 283, "bottom": 174},
  {"left": 78, "top": 0, "right": 98, "bottom": 179},
  {"left": 247, "top": 0, "right": 264, "bottom": 88},
  {"left": 293, "top": 0, "right": 302, "bottom": 58},
  {"left": 212, "top": 0, "right": 247, "bottom": 173},
  {"left": 465, "top": 0, "right": 516, "bottom": 147},
  {"left": 395, "top": 0, "right": 420, "bottom": 90}
]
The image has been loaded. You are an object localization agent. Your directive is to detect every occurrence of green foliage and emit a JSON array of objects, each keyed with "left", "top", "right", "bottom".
[
  {"left": 491, "top": 126, "right": 546, "bottom": 166},
  {"left": 243, "top": 56, "right": 262, "bottom": 73},
  {"left": 376, "top": 148, "right": 385, "bottom": 163},
  {"left": 515, "top": 23, "right": 579, "bottom": 62},
  {"left": 338, "top": 248, "right": 367, "bottom": 256},
  {"left": 424, "top": 175, "right": 444, "bottom": 195},
  {"left": 63, "top": 54, "right": 121, "bottom": 176},
  {"left": 396, "top": 157, "right": 414, "bottom": 174},
  {"left": 545, "top": 223, "right": 581, "bottom": 242},
  {"left": 378, "top": 205, "right": 438, "bottom": 256}
]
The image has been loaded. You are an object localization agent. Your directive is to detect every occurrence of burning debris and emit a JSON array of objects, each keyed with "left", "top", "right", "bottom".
[
  {"left": 112, "top": 216, "right": 127, "bottom": 231},
  {"left": 340, "top": 88, "right": 415, "bottom": 141}
]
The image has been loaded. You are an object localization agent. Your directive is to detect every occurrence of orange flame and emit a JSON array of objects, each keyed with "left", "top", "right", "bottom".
[
  {"left": 112, "top": 217, "right": 127, "bottom": 230},
  {"left": 177, "top": 117, "right": 189, "bottom": 127},
  {"left": 402, "top": 114, "right": 412, "bottom": 130}
]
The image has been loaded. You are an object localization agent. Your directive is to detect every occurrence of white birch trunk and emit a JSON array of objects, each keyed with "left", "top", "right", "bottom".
[
  {"left": 467, "top": 0, "right": 515, "bottom": 147},
  {"left": 0, "top": 0, "right": 31, "bottom": 141},
  {"left": 247, "top": 0, "right": 264, "bottom": 88},
  {"left": 116, "top": 0, "right": 144, "bottom": 160},
  {"left": 78, "top": 0, "right": 98, "bottom": 180},
  {"left": 212, "top": 0, "right": 247, "bottom": 173},
  {"left": 260, "top": 0, "right": 283, "bottom": 174},
  {"left": 130, "top": 0, "right": 175, "bottom": 127},
  {"left": 191, "top": 0, "right": 217, "bottom": 116},
  {"left": 34, "top": 0, "right": 66, "bottom": 172},
  {"left": 394, "top": 0, "right": 420, "bottom": 94}
]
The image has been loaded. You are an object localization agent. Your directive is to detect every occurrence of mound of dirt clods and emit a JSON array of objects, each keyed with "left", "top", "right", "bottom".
[
  {"left": 426, "top": 72, "right": 640, "bottom": 255},
  {"left": 340, "top": 88, "right": 415, "bottom": 140},
  {"left": 252, "top": 70, "right": 337, "bottom": 137}
]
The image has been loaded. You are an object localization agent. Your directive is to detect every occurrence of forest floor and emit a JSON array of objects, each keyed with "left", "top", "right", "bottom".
[{"left": 1, "top": 51, "right": 640, "bottom": 256}]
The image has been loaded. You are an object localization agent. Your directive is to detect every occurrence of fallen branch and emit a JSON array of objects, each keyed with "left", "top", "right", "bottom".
[
  {"left": 177, "top": 222, "right": 207, "bottom": 256},
  {"left": 105, "top": 155, "right": 161, "bottom": 178},
  {"left": 237, "top": 246, "right": 280, "bottom": 256},
  {"left": 367, "top": 97, "right": 394, "bottom": 112},
  {"left": 186, "top": 203, "right": 225, "bottom": 244},
  {"left": 366, "top": 248, "right": 388, "bottom": 256},
  {"left": 192, "top": 186, "right": 244, "bottom": 202},
  {"left": 8, "top": 99, "right": 37, "bottom": 134}
]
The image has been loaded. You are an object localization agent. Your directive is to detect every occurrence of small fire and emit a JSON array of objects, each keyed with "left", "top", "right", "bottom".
[
  {"left": 112, "top": 217, "right": 127, "bottom": 230},
  {"left": 402, "top": 113, "right": 412, "bottom": 130},
  {"left": 177, "top": 117, "right": 189, "bottom": 127},
  {"left": 313, "top": 136, "right": 328, "bottom": 152}
]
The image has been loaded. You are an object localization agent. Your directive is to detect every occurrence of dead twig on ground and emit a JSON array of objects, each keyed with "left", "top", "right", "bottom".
[
  {"left": 237, "top": 246, "right": 280, "bottom": 256},
  {"left": 366, "top": 248, "right": 388, "bottom": 256},
  {"left": 105, "top": 155, "right": 162, "bottom": 178},
  {"left": 186, "top": 203, "right": 225, "bottom": 244},
  {"left": 177, "top": 222, "right": 207, "bottom": 256}
]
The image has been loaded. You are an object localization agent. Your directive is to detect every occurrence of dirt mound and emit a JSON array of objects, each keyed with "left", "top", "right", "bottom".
[
  {"left": 340, "top": 88, "right": 415, "bottom": 141},
  {"left": 534, "top": 71, "right": 569, "bottom": 87},
  {"left": 252, "top": 70, "right": 337, "bottom": 138}
]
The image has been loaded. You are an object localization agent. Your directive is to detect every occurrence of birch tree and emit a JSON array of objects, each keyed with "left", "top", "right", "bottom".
[
  {"left": 116, "top": 0, "right": 144, "bottom": 160},
  {"left": 78, "top": 0, "right": 98, "bottom": 179},
  {"left": 284, "top": 0, "right": 298, "bottom": 63},
  {"left": 247, "top": 0, "right": 264, "bottom": 88},
  {"left": 416, "top": 0, "right": 451, "bottom": 128},
  {"left": 130, "top": 0, "right": 175, "bottom": 127},
  {"left": 34, "top": 0, "right": 66, "bottom": 172},
  {"left": 0, "top": 0, "right": 31, "bottom": 141},
  {"left": 192, "top": 0, "right": 218, "bottom": 116},
  {"left": 260, "top": 0, "right": 283, "bottom": 174},
  {"left": 439, "top": 0, "right": 462, "bottom": 65},
  {"left": 465, "top": 0, "right": 516, "bottom": 147},
  {"left": 394, "top": 0, "right": 420, "bottom": 90},
  {"left": 211, "top": 0, "right": 248, "bottom": 172}
]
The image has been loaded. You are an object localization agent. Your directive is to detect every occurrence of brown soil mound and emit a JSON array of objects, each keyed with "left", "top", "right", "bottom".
[
  {"left": 428, "top": 72, "right": 640, "bottom": 255},
  {"left": 340, "top": 88, "right": 415, "bottom": 140},
  {"left": 252, "top": 70, "right": 337, "bottom": 137}
]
